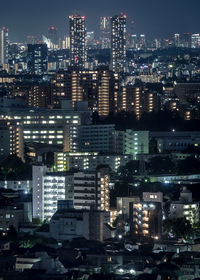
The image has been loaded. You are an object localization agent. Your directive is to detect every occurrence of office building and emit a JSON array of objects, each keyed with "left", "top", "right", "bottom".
[
  {"left": 0, "top": 27, "right": 8, "bottom": 66},
  {"left": 78, "top": 124, "right": 115, "bottom": 153},
  {"left": 27, "top": 44, "right": 48, "bottom": 75},
  {"left": 0, "top": 100, "right": 91, "bottom": 149},
  {"left": 48, "top": 26, "right": 58, "bottom": 46},
  {"left": 111, "top": 14, "right": 126, "bottom": 73},
  {"left": 149, "top": 131, "right": 200, "bottom": 153},
  {"left": 69, "top": 15, "right": 87, "bottom": 68},
  {"left": 100, "top": 17, "right": 111, "bottom": 49}
]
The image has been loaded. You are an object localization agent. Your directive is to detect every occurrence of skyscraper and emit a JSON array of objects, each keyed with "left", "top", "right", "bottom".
[
  {"left": 27, "top": 44, "right": 48, "bottom": 75},
  {"left": 174, "top": 33, "right": 180, "bottom": 47},
  {"left": 111, "top": 14, "right": 126, "bottom": 73},
  {"left": 191, "top": 34, "right": 200, "bottom": 48},
  {"left": 69, "top": 15, "right": 87, "bottom": 68},
  {"left": 48, "top": 26, "right": 58, "bottom": 46},
  {"left": 0, "top": 27, "right": 8, "bottom": 66},
  {"left": 100, "top": 17, "right": 111, "bottom": 49}
]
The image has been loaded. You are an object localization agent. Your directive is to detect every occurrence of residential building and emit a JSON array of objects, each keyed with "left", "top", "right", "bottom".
[
  {"left": 32, "top": 166, "right": 109, "bottom": 221},
  {"left": 32, "top": 165, "right": 74, "bottom": 221},
  {"left": 130, "top": 201, "right": 162, "bottom": 238},
  {"left": 169, "top": 187, "right": 199, "bottom": 225},
  {"left": 111, "top": 14, "right": 126, "bottom": 72},
  {"left": 73, "top": 170, "right": 109, "bottom": 211},
  {"left": 49, "top": 201, "right": 107, "bottom": 241},
  {"left": 117, "top": 196, "right": 140, "bottom": 216},
  {"left": 54, "top": 152, "right": 133, "bottom": 172},
  {"left": 69, "top": 15, "right": 87, "bottom": 68},
  {"left": 0, "top": 120, "right": 24, "bottom": 161},
  {"left": 121, "top": 85, "right": 161, "bottom": 119}
]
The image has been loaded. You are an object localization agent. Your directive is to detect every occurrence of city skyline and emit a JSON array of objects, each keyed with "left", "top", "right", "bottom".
[{"left": 1, "top": 0, "right": 200, "bottom": 42}]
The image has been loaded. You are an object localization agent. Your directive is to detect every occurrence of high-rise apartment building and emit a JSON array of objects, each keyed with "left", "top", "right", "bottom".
[
  {"left": 100, "top": 17, "right": 111, "bottom": 49},
  {"left": 27, "top": 44, "right": 48, "bottom": 75},
  {"left": 121, "top": 85, "right": 161, "bottom": 119},
  {"left": 51, "top": 66, "right": 119, "bottom": 116},
  {"left": 26, "top": 82, "right": 51, "bottom": 108},
  {"left": 98, "top": 67, "right": 119, "bottom": 116},
  {"left": 0, "top": 27, "right": 8, "bottom": 66},
  {"left": 0, "top": 120, "right": 24, "bottom": 161},
  {"left": 69, "top": 15, "right": 87, "bottom": 68},
  {"left": 111, "top": 14, "right": 126, "bottom": 73}
]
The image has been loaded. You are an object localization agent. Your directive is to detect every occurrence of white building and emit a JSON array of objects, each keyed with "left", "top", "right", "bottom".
[
  {"left": 124, "top": 130, "right": 149, "bottom": 159},
  {"left": 32, "top": 165, "right": 74, "bottom": 221},
  {"left": 169, "top": 187, "right": 199, "bottom": 225},
  {"left": 32, "top": 166, "right": 109, "bottom": 221}
]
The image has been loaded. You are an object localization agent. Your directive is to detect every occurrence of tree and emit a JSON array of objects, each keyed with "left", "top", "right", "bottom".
[
  {"left": 176, "top": 157, "right": 200, "bottom": 175},
  {"left": 163, "top": 217, "right": 193, "bottom": 240},
  {"left": 149, "top": 138, "right": 159, "bottom": 154},
  {"left": 0, "top": 155, "right": 32, "bottom": 180},
  {"left": 147, "top": 156, "right": 175, "bottom": 175},
  {"left": 7, "top": 225, "right": 18, "bottom": 242},
  {"left": 118, "top": 160, "right": 139, "bottom": 182}
]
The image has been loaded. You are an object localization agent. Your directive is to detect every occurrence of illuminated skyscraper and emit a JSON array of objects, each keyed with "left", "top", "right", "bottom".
[
  {"left": 27, "top": 44, "right": 48, "bottom": 75},
  {"left": 69, "top": 15, "right": 87, "bottom": 68},
  {"left": 191, "top": 34, "right": 200, "bottom": 48},
  {"left": 100, "top": 17, "right": 111, "bottom": 49},
  {"left": 174, "top": 33, "right": 180, "bottom": 47},
  {"left": 0, "top": 27, "right": 8, "bottom": 66},
  {"left": 111, "top": 14, "right": 126, "bottom": 73},
  {"left": 48, "top": 26, "right": 58, "bottom": 46}
]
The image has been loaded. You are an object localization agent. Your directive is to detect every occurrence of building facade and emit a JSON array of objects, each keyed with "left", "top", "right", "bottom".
[
  {"left": 69, "top": 15, "right": 87, "bottom": 68},
  {"left": 0, "top": 27, "right": 8, "bottom": 66},
  {"left": 111, "top": 14, "right": 126, "bottom": 73}
]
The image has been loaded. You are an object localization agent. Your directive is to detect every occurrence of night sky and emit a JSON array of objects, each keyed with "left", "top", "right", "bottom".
[{"left": 1, "top": 0, "right": 199, "bottom": 42}]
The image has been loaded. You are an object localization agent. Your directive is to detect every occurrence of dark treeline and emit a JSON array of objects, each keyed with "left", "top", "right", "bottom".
[{"left": 93, "top": 110, "right": 200, "bottom": 131}]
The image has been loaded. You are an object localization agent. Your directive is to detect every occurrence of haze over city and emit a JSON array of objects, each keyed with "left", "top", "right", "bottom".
[{"left": 1, "top": 0, "right": 200, "bottom": 41}]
